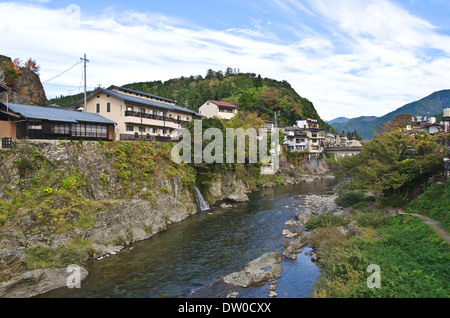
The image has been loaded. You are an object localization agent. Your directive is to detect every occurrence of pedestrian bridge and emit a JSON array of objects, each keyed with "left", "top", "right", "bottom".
[{"left": 324, "top": 146, "right": 363, "bottom": 159}]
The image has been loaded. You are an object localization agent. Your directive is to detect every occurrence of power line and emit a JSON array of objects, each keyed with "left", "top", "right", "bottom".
[{"left": 42, "top": 61, "right": 82, "bottom": 84}]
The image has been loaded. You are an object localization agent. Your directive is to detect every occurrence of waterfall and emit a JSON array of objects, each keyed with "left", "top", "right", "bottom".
[{"left": 193, "top": 185, "right": 211, "bottom": 211}]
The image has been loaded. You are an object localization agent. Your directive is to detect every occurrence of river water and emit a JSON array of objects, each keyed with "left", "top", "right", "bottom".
[{"left": 39, "top": 179, "right": 336, "bottom": 298}]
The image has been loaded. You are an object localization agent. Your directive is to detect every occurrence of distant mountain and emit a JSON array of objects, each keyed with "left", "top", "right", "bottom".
[
  {"left": 331, "top": 89, "right": 450, "bottom": 139},
  {"left": 326, "top": 117, "right": 351, "bottom": 125}
]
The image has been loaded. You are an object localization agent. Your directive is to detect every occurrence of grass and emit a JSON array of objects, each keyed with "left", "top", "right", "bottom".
[
  {"left": 312, "top": 214, "right": 450, "bottom": 298},
  {"left": 407, "top": 181, "right": 450, "bottom": 232},
  {"left": 24, "top": 238, "right": 94, "bottom": 270}
]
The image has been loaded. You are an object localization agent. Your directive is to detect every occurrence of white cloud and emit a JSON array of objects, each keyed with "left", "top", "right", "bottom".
[{"left": 1, "top": 1, "right": 449, "bottom": 121}]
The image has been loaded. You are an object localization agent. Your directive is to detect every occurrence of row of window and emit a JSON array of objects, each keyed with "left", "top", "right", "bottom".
[
  {"left": 72, "top": 123, "right": 108, "bottom": 138},
  {"left": 28, "top": 122, "right": 109, "bottom": 138},
  {"left": 126, "top": 106, "right": 190, "bottom": 121},
  {"left": 219, "top": 108, "right": 233, "bottom": 113},
  {"left": 126, "top": 126, "right": 168, "bottom": 134}
]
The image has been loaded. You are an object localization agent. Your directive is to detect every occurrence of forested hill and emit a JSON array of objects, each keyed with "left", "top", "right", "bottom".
[{"left": 48, "top": 69, "right": 335, "bottom": 132}]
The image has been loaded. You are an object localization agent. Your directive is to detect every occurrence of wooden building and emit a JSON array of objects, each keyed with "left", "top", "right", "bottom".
[{"left": 0, "top": 102, "right": 116, "bottom": 141}]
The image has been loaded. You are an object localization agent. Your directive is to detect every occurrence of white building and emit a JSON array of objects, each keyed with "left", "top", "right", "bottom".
[{"left": 198, "top": 100, "right": 239, "bottom": 120}]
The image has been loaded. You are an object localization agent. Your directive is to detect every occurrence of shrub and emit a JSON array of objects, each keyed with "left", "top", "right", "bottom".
[
  {"left": 335, "top": 191, "right": 365, "bottom": 207},
  {"left": 305, "top": 212, "right": 349, "bottom": 230},
  {"left": 376, "top": 194, "right": 406, "bottom": 209},
  {"left": 356, "top": 212, "right": 392, "bottom": 229}
]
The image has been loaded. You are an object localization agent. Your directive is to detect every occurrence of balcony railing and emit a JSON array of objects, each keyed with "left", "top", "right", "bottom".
[
  {"left": 124, "top": 111, "right": 190, "bottom": 125},
  {"left": 119, "top": 133, "right": 173, "bottom": 142}
]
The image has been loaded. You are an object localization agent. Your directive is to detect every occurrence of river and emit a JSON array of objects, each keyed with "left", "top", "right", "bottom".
[{"left": 38, "top": 178, "right": 336, "bottom": 298}]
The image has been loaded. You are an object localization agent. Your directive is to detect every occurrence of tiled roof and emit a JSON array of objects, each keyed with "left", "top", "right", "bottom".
[
  {"left": 207, "top": 100, "right": 240, "bottom": 109},
  {"left": 3, "top": 103, "right": 115, "bottom": 124}
]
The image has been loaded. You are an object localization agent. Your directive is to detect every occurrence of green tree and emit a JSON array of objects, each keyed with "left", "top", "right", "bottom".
[{"left": 337, "top": 130, "right": 448, "bottom": 194}]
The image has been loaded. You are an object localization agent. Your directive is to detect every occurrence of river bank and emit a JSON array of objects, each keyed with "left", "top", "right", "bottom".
[{"left": 288, "top": 184, "right": 450, "bottom": 298}]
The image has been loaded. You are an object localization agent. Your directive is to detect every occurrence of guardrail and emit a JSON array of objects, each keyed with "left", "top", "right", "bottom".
[{"left": 1, "top": 137, "right": 16, "bottom": 149}]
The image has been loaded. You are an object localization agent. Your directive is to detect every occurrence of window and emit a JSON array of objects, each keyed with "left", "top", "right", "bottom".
[
  {"left": 29, "top": 122, "right": 42, "bottom": 130},
  {"left": 54, "top": 123, "right": 70, "bottom": 134},
  {"left": 96, "top": 104, "right": 100, "bottom": 113},
  {"left": 152, "top": 110, "right": 157, "bottom": 115},
  {"left": 127, "top": 106, "right": 133, "bottom": 112},
  {"left": 139, "top": 108, "right": 145, "bottom": 113},
  {"left": 162, "top": 129, "right": 167, "bottom": 134},
  {"left": 107, "top": 103, "right": 111, "bottom": 112},
  {"left": 126, "top": 126, "right": 134, "bottom": 132},
  {"left": 139, "top": 126, "right": 145, "bottom": 133}
]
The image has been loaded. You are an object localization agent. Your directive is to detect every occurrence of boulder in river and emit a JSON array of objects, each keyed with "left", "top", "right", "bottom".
[{"left": 222, "top": 252, "right": 283, "bottom": 288}]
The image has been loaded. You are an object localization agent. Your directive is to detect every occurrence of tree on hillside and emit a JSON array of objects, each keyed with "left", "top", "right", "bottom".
[
  {"left": 376, "top": 113, "right": 414, "bottom": 135},
  {"left": 337, "top": 129, "right": 448, "bottom": 194},
  {"left": 24, "top": 58, "right": 40, "bottom": 74}
]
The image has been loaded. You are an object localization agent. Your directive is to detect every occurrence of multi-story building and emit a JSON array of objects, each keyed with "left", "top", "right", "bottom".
[
  {"left": 198, "top": 100, "right": 239, "bottom": 120},
  {"left": 283, "top": 127, "right": 308, "bottom": 151},
  {"left": 281, "top": 118, "right": 325, "bottom": 153},
  {"left": 73, "top": 85, "right": 202, "bottom": 141}
]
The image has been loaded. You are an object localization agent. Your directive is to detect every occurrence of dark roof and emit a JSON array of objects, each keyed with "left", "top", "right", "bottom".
[
  {"left": 2, "top": 103, "right": 115, "bottom": 124},
  {"left": 107, "top": 85, "right": 176, "bottom": 104},
  {"left": 207, "top": 100, "right": 240, "bottom": 109},
  {"left": 74, "top": 86, "right": 200, "bottom": 116}
]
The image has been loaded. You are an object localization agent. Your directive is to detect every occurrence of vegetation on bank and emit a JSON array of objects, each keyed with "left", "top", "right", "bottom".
[
  {"left": 311, "top": 212, "right": 449, "bottom": 298},
  {"left": 407, "top": 181, "right": 450, "bottom": 232},
  {"left": 312, "top": 119, "right": 450, "bottom": 298}
]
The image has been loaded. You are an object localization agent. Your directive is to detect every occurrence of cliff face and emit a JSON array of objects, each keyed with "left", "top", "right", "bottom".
[
  {"left": 0, "top": 140, "right": 198, "bottom": 297},
  {"left": 0, "top": 54, "right": 48, "bottom": 106}
]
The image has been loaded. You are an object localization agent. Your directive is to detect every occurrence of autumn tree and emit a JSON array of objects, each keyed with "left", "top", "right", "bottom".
[
  {"left": 376, "top": 113, "right": 414, "bottom": 135},
  {"left": 24, "top": 58, "right": 40, "bottom": 74}
]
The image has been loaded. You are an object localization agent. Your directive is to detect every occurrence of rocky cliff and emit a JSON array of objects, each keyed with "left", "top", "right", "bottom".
[
  {"left": 0, "top": 140, "right": 198, "bottom": 297},
  {"left": 0, "top": 54, "right": 48, "bottom": 106}
]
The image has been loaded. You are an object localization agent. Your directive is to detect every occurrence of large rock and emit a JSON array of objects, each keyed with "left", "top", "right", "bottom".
[
  {"left": 207, "top": 173, "right": 251, "bottom": 204},
  {"left": 0, "top": 55, "right": 48, "bottom": 106},
  {"left": 0, "top": 267, "right": 88, "bottom": 298},
  {"left": 0, "top": 248, "right": 28, "bottom": 283},
  {"left": 223, "top": 252, "right": 283, "bottom": 288}
]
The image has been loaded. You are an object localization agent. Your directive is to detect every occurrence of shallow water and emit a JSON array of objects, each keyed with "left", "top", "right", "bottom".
[{"left": 39, "top": 179, "right": 336, "bottom": 298}]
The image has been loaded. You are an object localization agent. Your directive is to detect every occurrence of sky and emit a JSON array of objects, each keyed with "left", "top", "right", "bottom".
[{"left": 1, "top": 0, "right": 450, "bottom": 120}]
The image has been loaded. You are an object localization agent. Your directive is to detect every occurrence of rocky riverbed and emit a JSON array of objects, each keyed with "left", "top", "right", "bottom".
[
  {"left": 281, "top": 192, "right": 350, "bottom": 260},
  {"left": 221, "top": 189, "right": 350, "bottom": 298}
]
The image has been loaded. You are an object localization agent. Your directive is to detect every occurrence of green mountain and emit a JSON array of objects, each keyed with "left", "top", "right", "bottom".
[
  {"left": 48, "top": 69, "right": 335, "bottom": 132},
  {"left": 332, "top": 89, "right": 450, "bottom": 139}
]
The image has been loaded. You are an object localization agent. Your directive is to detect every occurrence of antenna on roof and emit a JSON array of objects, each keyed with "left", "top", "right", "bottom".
[{"left": 80, "top": 53, "right": 89, "bottom": 112}]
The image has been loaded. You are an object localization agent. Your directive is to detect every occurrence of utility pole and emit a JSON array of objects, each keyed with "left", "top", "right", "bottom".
[{"left": 80, "top": 54, "right": 89, "bottom": 112}]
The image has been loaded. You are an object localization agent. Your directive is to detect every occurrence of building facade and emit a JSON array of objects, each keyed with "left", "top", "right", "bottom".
[
  {"left": 281, "top": 118, "right": 325, "bottom": 153},
  {"left": 0, "top": 102, "right": 115, "bottom": 141},
  {"left": 74, "top": 85, "right": 202, "bottom": 141},
  {"left": 198, "top": 100, "right": 239, "bottom": 120}
]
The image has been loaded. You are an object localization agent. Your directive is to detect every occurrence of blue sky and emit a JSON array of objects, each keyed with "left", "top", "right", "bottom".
[{"left": 1, "top": 0, "right": 450, "bottom": 120}]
